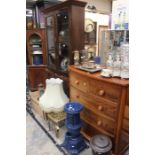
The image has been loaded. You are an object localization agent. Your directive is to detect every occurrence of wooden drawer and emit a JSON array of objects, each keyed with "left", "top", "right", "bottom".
[
  {"left": 90, "top": 79, "right": 121, "bottom": 103},
  {"left": 70, "top": 72, "right": 89, "bottom": 93},
  {"left": 124, "top": 105, "right": 129, "bottom": 119},
  {"left": 81, "top": 108, "right": 115, "bottom": 136},
  {"left": 122, "top": 118, "right": 129, "bottom": 132},
  {"left": 70, "top": 86, "right": 118, "bottom": 120},
  {"left": 81, "top": 121, "right": 114, "bottom": 141}
]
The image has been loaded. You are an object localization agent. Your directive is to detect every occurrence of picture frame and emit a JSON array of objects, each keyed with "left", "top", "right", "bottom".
[{"left": 98, "top": 25, "right": 109, "bottom": 65}]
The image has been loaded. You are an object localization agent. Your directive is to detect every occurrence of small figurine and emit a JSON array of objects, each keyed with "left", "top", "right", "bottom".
[{"left": 74, "top": 50, "right": 80, "bottom": 66}]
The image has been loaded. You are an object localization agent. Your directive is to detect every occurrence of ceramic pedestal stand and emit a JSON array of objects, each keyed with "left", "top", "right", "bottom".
[{"left": 60, "top": 102, "right": 87, "bottom": 155}]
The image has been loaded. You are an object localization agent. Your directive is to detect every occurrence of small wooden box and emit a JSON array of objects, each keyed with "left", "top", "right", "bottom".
[{"left": 29, "top": 91, "right": 44, "bottom": 118}]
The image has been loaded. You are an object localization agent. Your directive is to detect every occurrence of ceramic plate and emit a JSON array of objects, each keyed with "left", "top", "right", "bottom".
[{"left": 85, "top": 18, "right": 95, "bottom": 33}]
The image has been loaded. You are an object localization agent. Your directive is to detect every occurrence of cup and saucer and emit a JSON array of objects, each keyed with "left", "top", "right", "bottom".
[{"left": 101, "top": 69, "right": 112, "bottom": 77}]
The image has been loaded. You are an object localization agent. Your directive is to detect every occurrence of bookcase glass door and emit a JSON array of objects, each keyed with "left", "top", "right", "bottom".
[
  {"left": 29, "top": 34, "right": 43, "bottom": 65},
  {"left": 46, "top": 15, "right": 57, "bottom": 70},
  {"left": 56, "top": 10, "right": 70, "bottom": 72}
]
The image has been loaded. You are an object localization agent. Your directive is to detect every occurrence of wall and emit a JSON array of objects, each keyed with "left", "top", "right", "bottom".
[
  {"left": 111, "top": 0, "right": 129, "bottom": 30},
  {"left": 85, "top": 12, "right": 109, "bottom": 55},
  {"left": 84, "top": 0, "right": 112, "bottom": 55},
  {"left": 84, "top": 0, "right": 112, "bottom": 14},
  {"left": 58, "top": 0, "right": 112, "bottom": 14}
]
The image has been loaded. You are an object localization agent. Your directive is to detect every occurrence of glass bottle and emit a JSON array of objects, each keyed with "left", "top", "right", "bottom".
[
  {"left": 121, "top": 56, "right": 129, "bottom": 79},
  {"left": 106, "top": 55, "right": 113, "bottom": 71},
  {"left": 112, "top": 55, "right": 121, "bottom": 77},
  {"left": 74, "top": 50, "right": 80, "bottom": 66}
]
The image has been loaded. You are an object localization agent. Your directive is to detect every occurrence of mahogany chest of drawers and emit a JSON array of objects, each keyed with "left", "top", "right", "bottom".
[{"left": 69, "top": 66, "right": 129, "bottom": 155}]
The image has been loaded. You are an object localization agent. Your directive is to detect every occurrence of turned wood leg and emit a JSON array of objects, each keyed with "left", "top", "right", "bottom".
[{"left": 55, "top": 125, "right": 60, "bottom": 138}]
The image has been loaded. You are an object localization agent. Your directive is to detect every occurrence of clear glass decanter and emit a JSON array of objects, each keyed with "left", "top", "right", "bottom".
[
  {"left": 112, "top": 55, "right": 121, "bottom": 77},
  {"left": 120, "top": 56, "right": 129, "bottom": 79},
  {"left": 106, "top": 54, "right": 113, "bottom": 71}
]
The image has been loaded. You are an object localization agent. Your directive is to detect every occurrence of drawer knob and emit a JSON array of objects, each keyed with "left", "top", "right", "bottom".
[
  {"left": 75, "top": 80, "right": 79, "bottom": 85},
  {"left": 83, "top": 82, "right": 86, "bottom": 86},
  {"left": 76, "top": 95, "right": 80, "bottom": 98},
  {"left": 98, "top": 106, "right": 103, "bottom": 111},
  {"left": 98, "top": 90, "right": 105, "bottom": 96},
  {"left": 97, "top": 120, "right": 102, "bottom": 126}
]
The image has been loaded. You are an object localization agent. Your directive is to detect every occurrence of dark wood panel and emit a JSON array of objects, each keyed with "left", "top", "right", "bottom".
[
  {"left": 42, "top": 0, "right": 87, "bottom": 14},
  {"left": 28, "top": 66, "right": 48, "bottom": 91}
]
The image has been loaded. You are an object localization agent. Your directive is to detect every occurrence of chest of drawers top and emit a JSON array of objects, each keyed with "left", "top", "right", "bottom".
[{"left": 69, "top": 66, "right": 129, "bottom": 87}]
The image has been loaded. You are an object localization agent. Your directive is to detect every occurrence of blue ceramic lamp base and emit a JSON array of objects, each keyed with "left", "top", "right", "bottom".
[
  {"left": 60, "top": 132, "right": 87, "bottom": 155},
  {"left": 60, "top": 102, "right": 87, "bottom": 155}
]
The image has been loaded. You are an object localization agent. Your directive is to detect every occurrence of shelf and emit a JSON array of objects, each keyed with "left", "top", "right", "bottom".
[
  {"left": 107, "top": 29, "right": 129, "bottom": 31},
  {"left": 56, "top": 41, "right": 69, "bottom": 44},
  {"left": 81, "top": 115, "right": 114, "bottom": 138},
  {"left": 30, "top": 48, "right": 42, "bottom": 51},
  {"left": 32, "top": 53, "right": 43, "bottom": 55},
  {"left": 57, "top": 22, "right": 69, "bottom": 26},
  {"left": 48, "top": 49, "right": 55, "bottom": 52},
  {"left": 46, "top": 25, "right": 54, "bottom": 28},
  {"left": 27, "top": 65, "right": 47, "bottom": 67},
  {"left": 30, "top": 43, "right": 42, "bottom": 46},
  {"left": 84, "top": 43, "right": 96, "bottom": 45},
  {"left": 31, "top": 64, "right": 44, "bottom": 66}
]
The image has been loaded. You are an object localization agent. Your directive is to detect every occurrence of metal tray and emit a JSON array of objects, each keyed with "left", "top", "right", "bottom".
[{"left": 75, "top": 66, "right": 102, "bottom": 73}]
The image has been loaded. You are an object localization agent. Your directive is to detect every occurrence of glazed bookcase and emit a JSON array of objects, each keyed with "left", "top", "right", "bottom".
[
  {"left": 26, "top": 28, "right": 48, "bottom": 91},
  {"left": 43, "top": 0, "right": 87, "bottom": 74}
]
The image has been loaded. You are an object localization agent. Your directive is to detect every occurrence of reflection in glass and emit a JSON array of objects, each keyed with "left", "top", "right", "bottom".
[
  {"left": 46, "top": 16, "right": 56, "bottom": 69},
  {"left": 57, "top": 11, "right": 70, "bottom": 71}
]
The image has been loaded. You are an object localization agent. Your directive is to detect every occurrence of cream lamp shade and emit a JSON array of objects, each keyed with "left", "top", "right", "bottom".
[{"left": 39, "top": 78, "right": 69, "bottom": 113}]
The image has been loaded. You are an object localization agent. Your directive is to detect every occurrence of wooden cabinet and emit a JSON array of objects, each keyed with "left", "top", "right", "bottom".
[
  {"left": 40, "top": 0, "right": 86, "bottom": 96},
  {"left": 43, "top": 0, "right": 87, "bottom": 73},
  {"left": 69, "top": 65, "right": 129, "bottom": 155},
  {"left": 26, "top": 28, "right": 48, "bottom": 91}
]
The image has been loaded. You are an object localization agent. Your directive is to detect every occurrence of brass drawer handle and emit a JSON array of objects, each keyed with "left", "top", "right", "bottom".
[
  {"left": 75, "top": 80, "right": 79, "bottom": 85},
  {"left": 98, "top": 90, "right": 105, "bottom": 96},
  {"left": 97, "top": 120, "right": 102, "bottom": 126},
  {"left": 98, "top": 106, "right": 103, "bottom": 111}
]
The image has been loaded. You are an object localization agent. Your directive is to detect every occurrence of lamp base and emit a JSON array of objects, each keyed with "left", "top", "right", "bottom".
[{"left": 60, "top": 132, "right": 87, "bottom": 155}]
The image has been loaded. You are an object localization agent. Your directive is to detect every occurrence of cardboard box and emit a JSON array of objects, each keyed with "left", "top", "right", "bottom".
[{"left": 29, "top": 91, "right": 44, "bottom": 118}]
